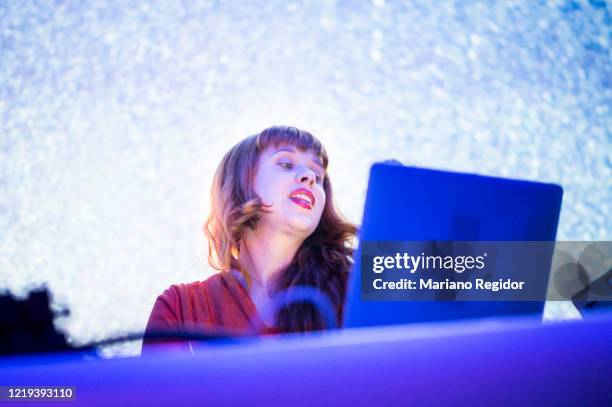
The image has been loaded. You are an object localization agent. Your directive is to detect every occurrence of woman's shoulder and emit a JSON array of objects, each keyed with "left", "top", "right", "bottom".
[
  {"left": 157, "top": 270, "right": 248, "bottom": 308},
  {"left": 149, "top": 272, "right": 238, "bottom": 327},
  {"left": 159, "top": 272, "right": 230, "bottom": 301},
  {"left": 143, "top": 273, "right": 238, "bottom": 353}
]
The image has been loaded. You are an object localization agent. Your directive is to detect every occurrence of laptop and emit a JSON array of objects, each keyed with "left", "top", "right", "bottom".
[{"left": 343, "top": 164, "right": 563, "bottom": 328}]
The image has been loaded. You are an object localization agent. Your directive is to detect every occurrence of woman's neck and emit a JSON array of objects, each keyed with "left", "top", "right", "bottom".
[{"left": 239, "top": 224, "right": 303, "bottom": 291}]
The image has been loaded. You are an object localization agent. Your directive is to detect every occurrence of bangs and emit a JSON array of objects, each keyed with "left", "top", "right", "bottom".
[{"left": 256, "top": 125, "right": 328, "bottom": 169}]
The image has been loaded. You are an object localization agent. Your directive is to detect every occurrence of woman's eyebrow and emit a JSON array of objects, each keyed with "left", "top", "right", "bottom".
[{"left": 271, "top": 147, "right": 324, "bottom": 170}]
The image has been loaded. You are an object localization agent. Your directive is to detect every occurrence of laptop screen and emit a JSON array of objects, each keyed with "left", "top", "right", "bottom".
[{"left": 344, "top": 164, "right": 563, "bottom": 328}]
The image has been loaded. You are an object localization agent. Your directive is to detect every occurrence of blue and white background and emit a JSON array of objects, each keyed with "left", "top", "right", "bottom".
[{"left": 1, "top": 0, "right": 610, "bottom": 355}]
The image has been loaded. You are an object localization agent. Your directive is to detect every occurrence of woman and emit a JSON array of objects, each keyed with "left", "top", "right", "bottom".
[{"left": 142, "top": 125, "right": 357, "bottom": 352}]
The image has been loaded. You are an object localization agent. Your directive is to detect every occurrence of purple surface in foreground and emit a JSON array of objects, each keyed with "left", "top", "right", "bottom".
[{"left": 1, "top": 315, "right": 611, "bottom": 407}]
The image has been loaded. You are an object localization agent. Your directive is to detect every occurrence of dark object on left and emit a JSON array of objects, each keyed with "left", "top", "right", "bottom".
[{"left": 0, "top": 288, "right": 72, "bottom": 355}]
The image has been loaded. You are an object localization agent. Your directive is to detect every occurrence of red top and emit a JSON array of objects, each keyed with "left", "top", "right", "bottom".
[{"left": 142, "top": 270, "right": 277, "bottom": 354}]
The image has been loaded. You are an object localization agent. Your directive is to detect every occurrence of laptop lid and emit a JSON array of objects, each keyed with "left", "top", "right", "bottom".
[{"left": 344, "top": 164, "right": 563, "bottom": 328}]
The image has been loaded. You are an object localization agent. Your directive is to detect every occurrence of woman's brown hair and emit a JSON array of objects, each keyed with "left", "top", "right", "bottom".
[{"left": 204, "top": 125, "right": 357, "bottom": 332}]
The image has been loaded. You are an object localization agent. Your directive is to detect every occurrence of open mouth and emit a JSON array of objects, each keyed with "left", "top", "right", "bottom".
[{"left": 289, "top": 188, "right": 315, "bottom": 210}]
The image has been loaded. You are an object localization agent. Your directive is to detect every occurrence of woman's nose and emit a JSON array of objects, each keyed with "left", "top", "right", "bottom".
[{"left": 296, "top": 167, "right": 315, "bottom": 185}]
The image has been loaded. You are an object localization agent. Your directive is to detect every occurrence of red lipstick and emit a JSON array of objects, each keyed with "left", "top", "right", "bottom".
[{"left": 288, "top": 188, "right": 315, "bottom": 210}]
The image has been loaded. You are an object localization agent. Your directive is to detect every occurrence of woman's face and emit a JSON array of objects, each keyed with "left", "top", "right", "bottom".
[{"left": 252, "top": 144, "right": 326, "bottom": 238}]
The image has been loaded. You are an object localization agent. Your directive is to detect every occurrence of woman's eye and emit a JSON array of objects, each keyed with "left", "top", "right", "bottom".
[{"left": 279, "top": 162, "right": 292, "bottom": 169}]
